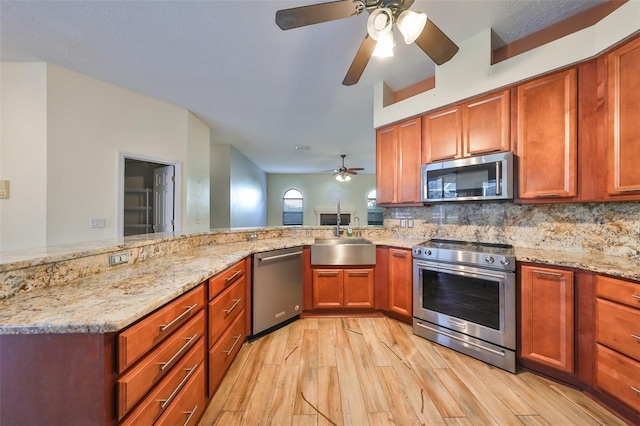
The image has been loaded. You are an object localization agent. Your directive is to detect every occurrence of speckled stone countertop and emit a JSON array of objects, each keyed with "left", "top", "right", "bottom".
[{"left": 1, "top": 235, "right": 639, "bottom": 335}]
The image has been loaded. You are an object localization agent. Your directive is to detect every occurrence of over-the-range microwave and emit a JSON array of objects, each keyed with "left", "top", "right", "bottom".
[{"left": 421, "top": 152, "right": 514, "bottom": 202}]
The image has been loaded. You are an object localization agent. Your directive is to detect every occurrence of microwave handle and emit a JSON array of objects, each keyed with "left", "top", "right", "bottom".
[{"left": 495, "top": 162, "right": 502, "bottom": 196}]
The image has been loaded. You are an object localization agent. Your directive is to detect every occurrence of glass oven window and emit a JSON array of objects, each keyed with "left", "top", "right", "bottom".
[{"left": 421, "top": 270, "right": 500, "bottom": 330}]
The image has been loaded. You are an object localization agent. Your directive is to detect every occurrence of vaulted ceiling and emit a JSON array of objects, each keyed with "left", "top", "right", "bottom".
[{"left": 0, "top": 0, "right": 607, "bottom": 174}]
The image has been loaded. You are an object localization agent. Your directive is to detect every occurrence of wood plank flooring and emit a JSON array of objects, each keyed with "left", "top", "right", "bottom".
[{"left": 198, "top": 317, "right": 626, "bottom": 426}]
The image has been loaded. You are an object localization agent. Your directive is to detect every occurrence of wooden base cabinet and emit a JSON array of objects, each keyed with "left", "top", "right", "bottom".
[
  {"left": 520, "top": 265, "right": 574, "bottom": 374},
  {"left": 312, "top": 268, "right": 375, "bottom": 309},
  {"left": 387, "top": 248, "right": 413, "bottom": 322},
  {"left": 595, "top": 275, "right": 640, "bottom": 412},
  {"left": 207, "top": 259, "right": 248, "bottom": 395}
]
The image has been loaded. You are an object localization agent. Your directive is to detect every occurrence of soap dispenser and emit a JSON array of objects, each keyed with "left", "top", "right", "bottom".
[{"left": 346, "top": 223, "right": 353, "bottom": 237}]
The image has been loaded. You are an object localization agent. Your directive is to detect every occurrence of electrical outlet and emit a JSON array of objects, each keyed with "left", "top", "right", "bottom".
[
  {"left": 400, "top": 219, "right": 407, "bottom": 228},
  {"left": 109, "top": 252, "right": 129, "bottom": 266},
  {"left": 408, "top": 219, "right": 414, "bottom": 228},
  {"left": 248, "top": 232, "right": 258, "bottom": 240},
  {"left": 90, "top": 218, "right": 106, "bottom": 228}
]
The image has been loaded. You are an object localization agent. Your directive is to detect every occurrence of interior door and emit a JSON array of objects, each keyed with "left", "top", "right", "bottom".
[{"left": 153, "top": 165, "right": 175, "bottom": 233}]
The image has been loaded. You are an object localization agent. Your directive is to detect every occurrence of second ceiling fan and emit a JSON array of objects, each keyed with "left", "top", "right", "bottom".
[{"left": 275, "top": 0, "right": 459, "bottom": 86}]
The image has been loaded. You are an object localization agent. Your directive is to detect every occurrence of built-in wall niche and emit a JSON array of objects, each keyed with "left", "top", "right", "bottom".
[{"left": 315, "top": 208, "right": 355, "bottom": 226}]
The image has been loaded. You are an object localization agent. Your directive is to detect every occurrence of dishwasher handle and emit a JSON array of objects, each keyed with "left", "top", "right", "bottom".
[{"left": 258, "top": 250, "right": 303, "bottom": 262}]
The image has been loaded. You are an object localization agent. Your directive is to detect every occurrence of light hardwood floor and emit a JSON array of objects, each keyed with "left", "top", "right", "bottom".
[{"left": 198, "top": 317, "right": 626, "bottom": 425}]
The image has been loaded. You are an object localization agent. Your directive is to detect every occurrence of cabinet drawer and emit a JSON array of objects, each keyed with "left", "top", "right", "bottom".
[
  {"left": 209, "top": 260, "right": 245, "bottom": 301},
  {"left": 209, "top": 309, "right": 246, "bottom": 393},
  {"left": 597, "top": 344, "right": 640, "bottom": 409},
  {"left": 596, "top": 275, "right": 640, "bottom": 309},
  {"left": 120, "top": 338, "right": 205, "bottom": 426},
  {"left": 208, "top": 276, "right": 245, "bottom": 348},
  {"left": 155, "top": 362, "right": 206, "bottom": 426},
  {"left": 596, "top": 298, "right": 640, "bottom": 362},
  {"left": 117, "top": 310, "right": 205, "bottom": 419},
  {"left": 118, "top": 285, "right": 205, "bottom": 373}
]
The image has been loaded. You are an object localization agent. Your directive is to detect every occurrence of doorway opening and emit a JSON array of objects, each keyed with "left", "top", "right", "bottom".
[{"left": 118, "top": 154, "right": 180, "bottom": 237}]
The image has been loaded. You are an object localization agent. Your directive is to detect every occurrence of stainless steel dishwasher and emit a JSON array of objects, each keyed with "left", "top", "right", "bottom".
[{"left": 252, "top": 246, "right": 303, "bottom": 336}]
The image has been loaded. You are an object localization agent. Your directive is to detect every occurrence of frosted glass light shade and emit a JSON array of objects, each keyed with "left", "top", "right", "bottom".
[
  {"left": 397, "top": 10, "right": 427, "bottom": 44},
  {"left": 367, "top": 8, "right": 393, "bottom": 41},
  {"left": 335, "top": 173, "right": 351, "bottom": 182}
]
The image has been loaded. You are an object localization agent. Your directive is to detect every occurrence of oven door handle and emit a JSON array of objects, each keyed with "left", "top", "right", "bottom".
[
  {"left": 415, "top": 322, "right": 506, "bottom": 357},
  {"left": 415, "top": 262, "right": 506, "bottom": 280}
]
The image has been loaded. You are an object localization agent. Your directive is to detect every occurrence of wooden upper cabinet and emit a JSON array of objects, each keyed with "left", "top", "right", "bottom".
[
  {"left": 376, "top": 117, "right": 422, "bottom": 205},
  {"left": 516, "top": 69, "right": 578, "bottom": 199},
  {"left": 520, "top": 265, "right": 574, "bottom": 374},
  {"left": 463, "top": 90, "right": 511, "bottom": 157},
  {"left": 607, "top": 36, "right": 640, "bottom": 197},
  {"left": 376, "top": 125, "right": 398, "bottom": 205},
  {"left": 422, "top": 90, "right": 511, "bottom": 163},
  {"left": 422, "top": 106, "right": 462, "bottom": 162}
]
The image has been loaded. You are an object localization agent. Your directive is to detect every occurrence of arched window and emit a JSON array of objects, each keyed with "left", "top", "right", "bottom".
[
  {"left": 367, "top": 189, "right": 383, "bottom": 226},
  {"left": 283, "top": 189, "right": 303, "bottom": 226}
]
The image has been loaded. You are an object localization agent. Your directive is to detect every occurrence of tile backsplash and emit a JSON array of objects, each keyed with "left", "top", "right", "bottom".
[{"left": 385, "top": 201, "right": 640, "bottom": 259}]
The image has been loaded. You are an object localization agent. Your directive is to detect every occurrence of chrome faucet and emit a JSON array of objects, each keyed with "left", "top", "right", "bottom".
[
  {"left": 354, "top": 216, "right": 361, "bottom": 237},
  {"left": 335, "top": 202, "right": 341, "bottom": 237}
]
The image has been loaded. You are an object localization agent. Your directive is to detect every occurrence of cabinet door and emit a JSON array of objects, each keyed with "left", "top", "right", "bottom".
[
  {"left": 376, "top": 126, "right": 398, "bottom": 204},
  {"left": 397, "top": 118, "right": 422, "bottom": 203},
  {"left": 607, "top": 37, "right": 640, "bottom": 197},
  {"left": 517, "top": 69, "right": 577, "bottom": 199},
  {"left": 422, "top": 105, "right": 462, "bottom": 163},
  {"left": 388, "top": 248, "right": 413, "bottom": 320},
  {"left": 463, "top": 89, "right": 511, "bottom": 157},
  {"left": 520, "top": 265, "right": 574, "bottom": 373},
  {"left": 312, "top": 269, "right": 343, "bottom": 308},
  {"left": 343, "top": 269, "right": 374, "bottom": 308}
]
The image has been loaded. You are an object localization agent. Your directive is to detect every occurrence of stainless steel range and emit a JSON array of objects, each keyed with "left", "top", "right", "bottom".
[{"left": 412, "top": 239, "right": 516, "bottom": 373}]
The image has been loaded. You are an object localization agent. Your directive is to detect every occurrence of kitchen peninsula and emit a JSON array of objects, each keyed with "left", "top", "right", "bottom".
[{"left": 1, "top": 226, "right": 640, "bottom": 425}]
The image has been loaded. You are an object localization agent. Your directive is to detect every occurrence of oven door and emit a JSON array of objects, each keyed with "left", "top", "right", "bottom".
[{"left": 413, "top": 259, "right": 515, "bottom": 350}]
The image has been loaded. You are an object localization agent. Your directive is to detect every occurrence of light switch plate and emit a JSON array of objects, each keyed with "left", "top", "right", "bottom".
[{"left": 0, "top": 180, "right": 9, "bottom": 198}]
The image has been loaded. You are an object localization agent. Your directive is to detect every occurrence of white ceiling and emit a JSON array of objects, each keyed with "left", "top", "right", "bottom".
[{"left": 0, "top": 0, "right": 606, "bottom": 174}]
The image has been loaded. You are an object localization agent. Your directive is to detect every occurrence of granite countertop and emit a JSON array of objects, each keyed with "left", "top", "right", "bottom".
[{"left": 1, "top": 236, "right": 639, "bottom": 335}]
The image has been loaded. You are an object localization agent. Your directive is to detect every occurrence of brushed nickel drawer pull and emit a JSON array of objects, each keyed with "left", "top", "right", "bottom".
[
  {"left": 348, "top": 272, "right": 369, "bottom": 277},
  {"left": 160, "top": 334, "right": 198, "bottom": 371},
  {"left": 631, "top": 386, "right": 640, "bottom": 395},
  {"left": 160, "top": 364, "right": 198, "bottom": 410},
  {"left": 631, "top": 334, "right": 640, "bottom": 342},
  {"left": 392, "top": 251, "right": 407, "bottom": 258},
  {"left": 223, "top": 334, "right": 242, "bottom": 356},
  {"left": 161, "top": 304, "right": 198, "bottom": 332},
  {"left": 223, "top": 298, "right": 242, "bottom": 314},
  {"left": 632, "top": 294, "right": 640, "bottom": 300},
  {"left": 318, "top": 271, "right": 338, "bottom": 277},
  {"left": 183, "top": 405, "right": 198, "bottom": 426},
  {"left": 616, "top": 186, "right": 640, "bottom": 193},
  {"left": 225, "top": 270, "right": 242, "bottom": 283},
  {"left": 532, "top": 270, "right": 563, "bottom": 277},
  {"left": 534, "top": 193, "right": 559, "bottom": 197}
]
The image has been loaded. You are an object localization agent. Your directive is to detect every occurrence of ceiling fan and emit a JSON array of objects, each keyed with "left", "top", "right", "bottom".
[
  {"left": 275, "top": 0, "right": 459, "bottom": 86},
  {"left": 325, "top": 154, "right": 364, "bottom": 181}
]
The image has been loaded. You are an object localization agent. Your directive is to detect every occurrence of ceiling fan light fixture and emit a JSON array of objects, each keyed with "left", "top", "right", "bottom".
[
  {"left": 372, "top": 31, "right": 395, "bottom": 58},
  {"left": 335, "top": 172, "right": 351, "bottom": 182},
  {"left": 397, "top": 10, "right": 427, "bottom": 44},
  {"left": 367, "top": 7, "right": 393, "bottom": 41}
]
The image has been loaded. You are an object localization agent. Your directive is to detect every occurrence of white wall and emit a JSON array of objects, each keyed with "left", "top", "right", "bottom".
[
  {"left": 210, "top": 144, "right": 231, "bottom": 228},
  {"left": 0, "top": 63, "right": 48, "bottom": 250},
  {"left": 267, "top": 173, "right": 375, "bottom": 227},
  {"left": 186, "top": 112, "right": 211, "bottom": 233},
  {"left": 230, "top": 146, "right": 267, "bottom": 228},
  {"left": 1, "top": 63, "right": 211, "bottom": 249},
  {"left": 374, "top": 1, "right": 640, "bottom": 128}
]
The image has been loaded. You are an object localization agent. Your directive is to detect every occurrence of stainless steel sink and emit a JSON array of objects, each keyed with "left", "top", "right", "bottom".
[{"left": 311, "top": 237, "right": 376, "bottom": 265}]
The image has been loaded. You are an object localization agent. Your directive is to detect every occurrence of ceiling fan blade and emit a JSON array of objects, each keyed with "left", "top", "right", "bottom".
[
  {"left": 343, "top": 34, "right": 376, "bottom": 86},
  {"left": 276, "top": 1, "right": 361, "bottom": 30},
  {"left": 414, "top": 19, "right": 459, "bottom": 65},
  {"left": 347, "top": 168, "right": 364, "bottom": 172}
]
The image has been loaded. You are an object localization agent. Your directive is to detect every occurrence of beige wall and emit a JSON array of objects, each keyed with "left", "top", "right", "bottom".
[
  {"left": 1, "top": 63, "right": 211, "bottom": 249},
  {"left": 267, "top": 173, "right": 376, "bottom": 227},
  {"left": 0, "top": 63, "right": 48, "bottom": 250}
]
